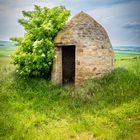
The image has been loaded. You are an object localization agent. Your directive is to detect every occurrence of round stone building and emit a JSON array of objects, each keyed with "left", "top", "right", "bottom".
[{"left": 52, "top": 11, "right": 114, "bottom": 85}]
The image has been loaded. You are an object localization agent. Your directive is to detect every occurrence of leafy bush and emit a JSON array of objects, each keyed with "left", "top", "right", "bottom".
[{"left": 10, "top": 5, "right": 70, "bottom": 77}]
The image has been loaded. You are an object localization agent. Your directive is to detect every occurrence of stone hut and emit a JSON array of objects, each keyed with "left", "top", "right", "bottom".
[{"left": 51, "top": 11, "right": 114, "bottom": 85}]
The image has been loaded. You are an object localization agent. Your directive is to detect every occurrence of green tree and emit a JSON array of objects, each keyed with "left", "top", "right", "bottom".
[{"left": 11, "top": 5, "right": 70, "bottom": 78}]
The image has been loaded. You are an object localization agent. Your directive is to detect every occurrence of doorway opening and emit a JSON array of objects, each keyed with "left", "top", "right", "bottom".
[{"left": 62, "top": 45, "right": 75, "bottom": 85}]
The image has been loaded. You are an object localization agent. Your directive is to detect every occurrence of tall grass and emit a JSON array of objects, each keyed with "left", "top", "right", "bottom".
[{"left": 0, "top": 57, "right": 140, "bottom": 140}]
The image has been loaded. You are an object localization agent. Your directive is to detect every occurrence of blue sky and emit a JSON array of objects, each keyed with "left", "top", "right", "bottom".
[{"left": 0, "top": 0, "right": 140, "bottom": 46}]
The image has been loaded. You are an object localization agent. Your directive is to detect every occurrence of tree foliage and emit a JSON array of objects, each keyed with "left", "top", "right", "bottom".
[{"left": 11, "top": 5, "right": 70, "bottom": 77}]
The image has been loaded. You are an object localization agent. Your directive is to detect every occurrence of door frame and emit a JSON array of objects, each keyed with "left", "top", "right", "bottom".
[{"left": 62, "top": 45, "right": 75, "bottom": 85}]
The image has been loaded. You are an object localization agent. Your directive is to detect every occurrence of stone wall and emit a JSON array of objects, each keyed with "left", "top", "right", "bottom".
[
  {"left": 51, "top": 46, "right": 62, "bottom": 84},
  {"left": 75, "top": 44, "right": 114, "bottom": 85}
]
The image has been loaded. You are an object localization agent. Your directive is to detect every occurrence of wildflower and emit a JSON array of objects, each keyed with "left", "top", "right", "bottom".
[{"left": 41, "top": 53, "right": 45, "bottom": 57}]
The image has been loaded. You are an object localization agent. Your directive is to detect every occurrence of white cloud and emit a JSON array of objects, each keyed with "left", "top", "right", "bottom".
[
  {"left": 0, "top": 0, "right": 140, "bottom": 45},
  {"left": 0, "top": 0, "right": 58, "bottom": 40},
  {"left": 87, "top": 0, "right": 140, "bottom": 46}
]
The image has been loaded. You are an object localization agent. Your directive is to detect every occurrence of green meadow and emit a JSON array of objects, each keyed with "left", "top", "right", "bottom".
[{"left": 0, "top": 47, "right": 140, "bottom": 140}]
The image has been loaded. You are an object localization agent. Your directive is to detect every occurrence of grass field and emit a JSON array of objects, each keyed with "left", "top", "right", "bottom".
[
  {"left": 0, "top": 50, "right": 140, "bottom": 140},
  {"left": 115, "top": 52, "right": 140, "bottom": 60},
  {"left": 0, "top": 42, "right": 16, "bottom": 57}
]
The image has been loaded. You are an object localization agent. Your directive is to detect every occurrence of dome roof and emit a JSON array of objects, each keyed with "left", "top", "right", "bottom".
[{"left": 54, "top": 11, "right": 112, "bottom": 50}]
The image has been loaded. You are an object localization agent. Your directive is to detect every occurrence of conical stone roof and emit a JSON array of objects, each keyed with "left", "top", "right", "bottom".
[{"left": 54, "top": 11, "right": 113, "bottom": 51}]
